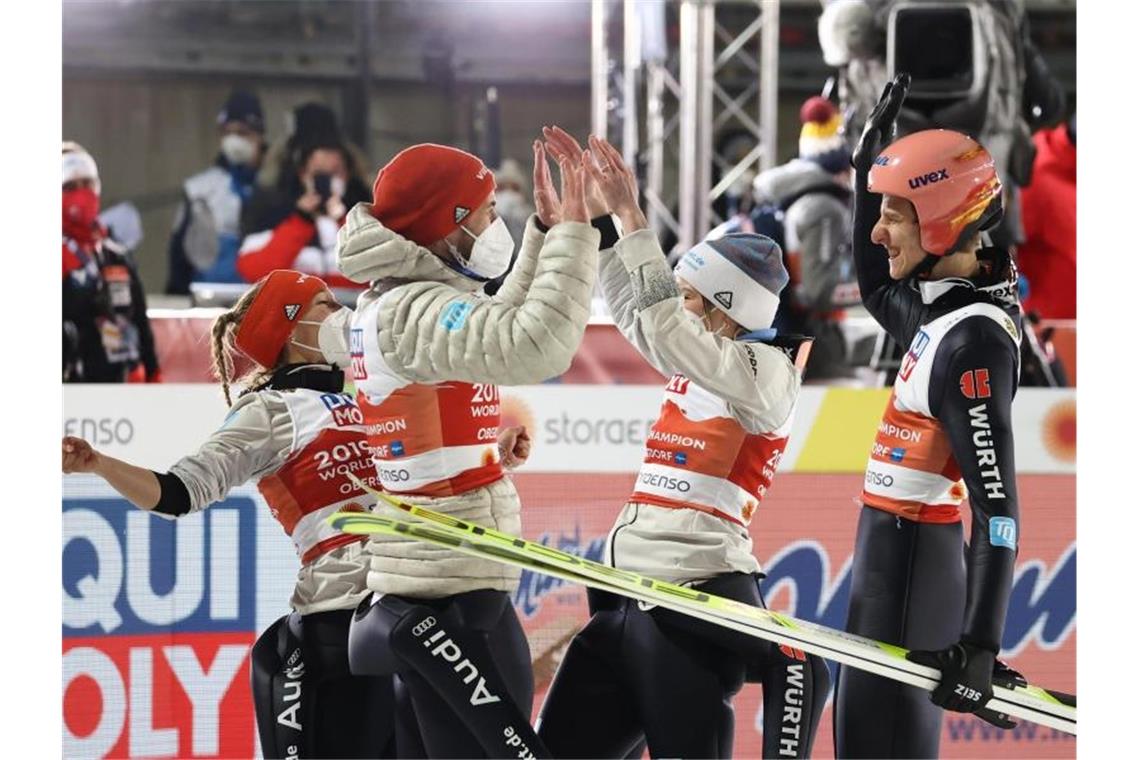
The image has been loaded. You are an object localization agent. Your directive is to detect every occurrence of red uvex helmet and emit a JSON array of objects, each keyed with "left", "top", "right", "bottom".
[{"left": 869, "top": 129, "right": 1003, "bottom": 255}]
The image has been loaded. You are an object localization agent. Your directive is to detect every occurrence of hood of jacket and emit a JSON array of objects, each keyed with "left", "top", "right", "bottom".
[
  {"left": 337, "top": 202, "right": 483, "bottom": 297},
  {"left": 753, "top": 158, "right": 849, "bottom": 207}
]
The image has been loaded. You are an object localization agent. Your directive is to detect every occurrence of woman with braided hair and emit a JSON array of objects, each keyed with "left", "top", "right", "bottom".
[{"left": 62, "top": 269, "right": 412, "bottom": 758}]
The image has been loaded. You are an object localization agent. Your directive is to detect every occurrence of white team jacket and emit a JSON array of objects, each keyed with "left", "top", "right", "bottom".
[
  {"left": 337, "top": 205, "right": 600, "bottom": 597},
  {"left": 598, "top": 228, "right": 801, "bottom": 585},
  {"left": 167, "top": 388, "right": 372, "bottom": 615}
]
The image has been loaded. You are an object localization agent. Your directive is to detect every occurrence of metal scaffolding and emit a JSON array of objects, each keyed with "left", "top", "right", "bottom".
[{"left": 591, "top": 0, "right": 780, "bottom": 256}]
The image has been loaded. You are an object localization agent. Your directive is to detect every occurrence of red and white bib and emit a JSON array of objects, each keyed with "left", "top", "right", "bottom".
[
  {"left": 862, "top": 302, "right": 1019, "bottom": 523},
  {"left": 257, "top": 390, "right": 373, "bottom": 563},
  {"left": 350, "top": 299, "right": 503, "bottom": 497},
  {"left": 629, "top": 373, "right": 792, "bottom": 527}
]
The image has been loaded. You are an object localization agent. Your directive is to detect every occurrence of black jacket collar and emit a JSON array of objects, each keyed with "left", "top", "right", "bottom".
[
  {"left": 915, "top": 247, "right": 1020, "bottom": 314},
  {"left": 250, "top": 363, "right": 345, "bottom": 395}
]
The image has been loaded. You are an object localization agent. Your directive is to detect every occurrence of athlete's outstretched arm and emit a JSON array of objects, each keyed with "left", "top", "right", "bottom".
[
  {"left": 375, "top": 218, "right": 598, "bottom": 386},
  {"left": 933, "top": 330, "right": 1021, "bottom": 654},
  {"left": 62, "top": 393, "right": 286, "bottom": 518},
  {"left": 63, "top": 436, "right": 162, "bottom": 509},
  {"left": 851, "top": 162, "right": 891, "bottom": 307},
  {"left": 543, "top": 128, "right": 646, "bottom": 368}
]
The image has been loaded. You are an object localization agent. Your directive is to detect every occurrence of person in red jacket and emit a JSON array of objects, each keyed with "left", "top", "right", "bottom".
[
  {"left": 237, "top": 132, "right": 372, "bottom": 290},
  {"left": 1017, "top": 118, "right": 1076, "bottom": 319}
]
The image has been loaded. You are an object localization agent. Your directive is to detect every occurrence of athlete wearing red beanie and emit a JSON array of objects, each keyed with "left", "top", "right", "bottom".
[
  {"left": 371, "top": 143, "right": 496, "bottom": 247},
  {"left": 333, "top": 135, "right": 603, "bottom": 757},
  {"left": 63, "top": 269, "right": 404, "bottom": 758}
]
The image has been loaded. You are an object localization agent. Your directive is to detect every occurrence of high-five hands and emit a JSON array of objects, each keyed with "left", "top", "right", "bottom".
[
  {"left": 541, "top": 126, "right": 609, "bottom": 219},
  {"left": 539, "top": 127, "right": 648, "bottom": 234},
  {"left": 581, "top": 135, "right": 646, "bottom": 233},
  {"left": 532, "top": 137, "right": 589, "bottom": 227}
]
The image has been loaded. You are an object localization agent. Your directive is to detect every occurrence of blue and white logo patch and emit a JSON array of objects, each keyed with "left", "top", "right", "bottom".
[
  {"left": 990, "top": 517, "right": 1017, "bottom": 551},
  {"left": 441, "top": 301, "right": 474, "bottom": 331},
  {"left": 673, "top": 451, "right": 688, "bottom": 466}
]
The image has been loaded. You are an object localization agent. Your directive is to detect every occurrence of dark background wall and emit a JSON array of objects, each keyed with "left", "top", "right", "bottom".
[{"left": 63, "top": 0, "right": 1076, "bottom": 293}]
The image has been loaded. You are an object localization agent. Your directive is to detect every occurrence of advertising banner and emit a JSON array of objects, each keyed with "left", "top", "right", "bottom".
[{"left": 63, "top": 385, "right": 1075, "bottom": 758}]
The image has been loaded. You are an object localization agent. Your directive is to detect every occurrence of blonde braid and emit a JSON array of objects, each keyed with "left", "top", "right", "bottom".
[{"left": 209, "top": 282, "right": 268, "bottom": 407}]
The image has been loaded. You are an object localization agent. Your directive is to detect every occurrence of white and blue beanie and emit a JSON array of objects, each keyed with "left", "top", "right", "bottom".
[{"left": 674, "top": 233, "right": 788, "bottom": 331}]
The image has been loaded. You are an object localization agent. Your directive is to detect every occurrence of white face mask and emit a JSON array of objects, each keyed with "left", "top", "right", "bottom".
[
  {"left": 683, "top": 303, "right": 734, "bottom": 338},
  {"left": 292, "top": 306, "right": 353, "bottom": 368},
  {"left": 448, "top": 216, "right": 515, "bottom": 280},
  {"left": 221, "top": 134, "right": 258, "bottom": 166}
]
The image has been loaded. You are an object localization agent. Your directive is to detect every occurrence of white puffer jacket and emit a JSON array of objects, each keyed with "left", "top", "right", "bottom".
[
  {"left": 337, "top": 204, "right": 600, "bottom": 597},
  {"left": 598, "top": 228, "right": 801, "bottom": 585}
]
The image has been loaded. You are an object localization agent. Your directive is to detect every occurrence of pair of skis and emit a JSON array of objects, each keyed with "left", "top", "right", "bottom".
[{"left": 329, "top": 476, "right": 1076, "bottom": 736}]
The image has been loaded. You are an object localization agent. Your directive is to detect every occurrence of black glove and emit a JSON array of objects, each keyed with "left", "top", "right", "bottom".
[
  {"left": 972, "top": 658, "right": 1029, "bottom": 729},
  {"left": 907, "top": 640, "right": 997, "bottom": 715},
  {"left": 851, "top": 73, "right": 911, "bottom": 173}
]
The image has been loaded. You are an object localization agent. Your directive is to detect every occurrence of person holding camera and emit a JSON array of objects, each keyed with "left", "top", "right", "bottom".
[{"left": 237, "top": 132, "right": 371, "bottom": 290}]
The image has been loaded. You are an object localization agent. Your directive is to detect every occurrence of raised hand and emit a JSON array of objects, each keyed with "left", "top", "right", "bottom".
[
  {"left": 559, "top": 155, "right": 589, "bottom": 224},
  {"left": 532, "top": 140, "right": 562, "bottom": 227},
  {"left": 584, "top": 135, "right": 647, "bottom": 232},
  {"left": 852, "top": 73, "right": 910, "bottom": 173},
  {"left": 542, "top": 125, "right": 608, "bottom": 218}
]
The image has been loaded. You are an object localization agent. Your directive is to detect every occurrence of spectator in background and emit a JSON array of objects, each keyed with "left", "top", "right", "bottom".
[
  {"left": 166, "top": 90, "right": 267, "bottom": 293},
  {"left": 484, "top": 156, "right": 536, "bottom": 296},
  {"left": 238, "top": 103, "right": 371, "bottom": 289},
  {"left": 491, "top": 157, "right": 534, "bottom": 248},
  {"left": 255, "top": 102, "right": 373, "bottom": 208},
  {"left": 753, "top": 96, "right": 860, "bottom": 380},
  {"left": 63, "top": 142, "right": 161, "bottom": 383},
  {"left": 1017, "top": 116, "right": 1076, "bottom": 319}
]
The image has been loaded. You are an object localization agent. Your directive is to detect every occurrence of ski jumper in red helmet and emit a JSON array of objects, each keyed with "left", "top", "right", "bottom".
[
  {"left": 63, "top": 268, "right": 402, "bottom": 758},
  {"left": 835, "top": 79, "right": 1027, "bottom": 758},
  {"left": 868, "top": 128, "right": 1003, "bottom": 257}
]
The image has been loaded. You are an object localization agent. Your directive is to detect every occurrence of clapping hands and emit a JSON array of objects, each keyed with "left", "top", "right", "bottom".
[
  {"left": 533, "top": 126, "right": 647, "bottom": 233},
  {"left": 532, "top": 138, "right": 588, "bottom": 227}
]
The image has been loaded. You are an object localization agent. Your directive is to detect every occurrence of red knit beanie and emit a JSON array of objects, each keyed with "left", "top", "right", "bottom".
[
  {"left": 371, "top": 144, "right": 496, "bottom": 246},
  {"left": 234, "top": 270, "right": 327, "bottom": 368}
]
